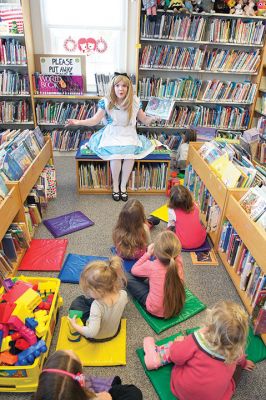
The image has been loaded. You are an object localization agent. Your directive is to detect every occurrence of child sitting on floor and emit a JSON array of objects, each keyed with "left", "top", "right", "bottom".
[
  {"left": 68, "top": 257, "right": 127, "bottom": 341},
  {"left": 34, "top": 350, "right": 143, "bottom": 400},
  {"left": 176, "top": 130, "right": 197, "bottom": 171},
  {"left": 113, "top": 199, "right": 159, "bottom": 260},
  {"left": 168, "top": 185, "right": 206, "bottom": 249},
  {"left": 127, "top": 230, "right": 185, "bottom": 319},
  {"left": 143, "top": 301, "right": 255, "bottom": 400}
]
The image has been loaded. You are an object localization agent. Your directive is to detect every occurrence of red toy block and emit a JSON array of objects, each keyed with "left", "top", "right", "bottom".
[
  {"left": 38, "top": 302, "right": 51, "bottom": 311},
  {"left": 2, "top": 281, "right": 33, "bottom": 303},
  {"left": 0, "top": 323, "right": 9, "bottom": 338},
  {"left": 8, "top": 316, "right": 23, "bottom": 331},
  {"left": 20, "top": 326, "right": 37, "bottom": 346},
  {"left": 0, "top": 303, "right": 16, "bottom": 324},
  {"left": 15, "top": 338, "right": 30, "bottom": 351},
  {"left": 11, "top": 332, "right": 21, "bottom": 341},
  {"left": 0, "top": 351, "right": 18, "bottom": 365},
  {"left": 47, "top": 294, "right": 54, "bottom": 303}
]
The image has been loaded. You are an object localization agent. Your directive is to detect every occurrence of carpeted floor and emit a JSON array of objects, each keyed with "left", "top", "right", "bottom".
[{"left": 1, "top": 154, "right": 265, "bottom": 400}]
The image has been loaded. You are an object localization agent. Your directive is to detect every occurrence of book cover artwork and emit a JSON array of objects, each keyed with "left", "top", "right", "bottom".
[
  {"left": 145, "top": 97, "right": 174, "bottom": 120},
  {"left": 35, "top": 75, "right": 83, "bottom": 95},
  {"left": 190, "top": 249, "right": 218, "bottom": 266}
]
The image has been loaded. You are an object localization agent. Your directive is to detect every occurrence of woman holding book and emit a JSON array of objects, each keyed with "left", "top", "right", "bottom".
[{"left": 66, "top": 73, "right": 157, "bottom": 202}]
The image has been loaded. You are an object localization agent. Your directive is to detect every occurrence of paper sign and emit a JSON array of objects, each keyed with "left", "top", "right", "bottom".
[{"left": 40, "top": 56, "right": 83, "bottom": 75}]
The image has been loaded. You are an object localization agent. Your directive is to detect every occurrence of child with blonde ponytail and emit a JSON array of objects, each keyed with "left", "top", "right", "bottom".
[
  {"left": 68, "top": 256, "right": 127, "bottom": 341},
  {"left": 126, "top": 230, "right": 185, "bottom": 318}
]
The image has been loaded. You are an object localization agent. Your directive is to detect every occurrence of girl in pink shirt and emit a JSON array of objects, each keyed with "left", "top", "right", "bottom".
[
  {"left": 168, "top": 185, "right": 206, "bottom": 249},
  {"left": 127, "top": 231, "right": 185, "bottom": 318},
  {"left": 143, "top": 301, "right": 255, "bottom": 400}
]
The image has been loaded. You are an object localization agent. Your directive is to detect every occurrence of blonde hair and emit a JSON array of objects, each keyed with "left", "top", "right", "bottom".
[
  {"left": 203, "top": 301, "right": 249, "bottom": 364},
  {"left": 107, "top": 75, "right": 134, "bottom": 122},
  {"left": 154, "top": 231, "right": 185, "bottom": 319},
  {"left": 80, "top": 256, "right": 126, "bottom": 297},
  {"left": 113, "top": 199, "right": 147, "bottom": 259}
]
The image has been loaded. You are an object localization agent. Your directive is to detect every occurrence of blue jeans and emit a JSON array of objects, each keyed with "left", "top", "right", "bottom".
[{"left": 126, "top": 272, "right": 149, "bottom": 308}]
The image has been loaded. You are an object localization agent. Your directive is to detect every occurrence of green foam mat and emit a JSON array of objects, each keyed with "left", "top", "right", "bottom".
[
  {"left": 133, "top": 287, "right": 206, "bottom": 334},
  {"left": 136, "top": 332, "right": 182, "bottom": 400},
  {"left": 186, "top": 327, "right": 266, "bottom": 364}
]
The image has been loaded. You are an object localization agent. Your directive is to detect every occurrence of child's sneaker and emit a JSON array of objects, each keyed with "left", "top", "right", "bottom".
[
  {"left": 143, "top": 336, "right": 161, "bottom": 370},
  {"left": 147, "top": 216, "right": 161, "bottom": 227}
]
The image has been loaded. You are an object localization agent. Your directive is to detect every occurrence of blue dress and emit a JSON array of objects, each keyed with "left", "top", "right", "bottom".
[{"left": 88, "top": 96, "right": 154, "bottom": 160}]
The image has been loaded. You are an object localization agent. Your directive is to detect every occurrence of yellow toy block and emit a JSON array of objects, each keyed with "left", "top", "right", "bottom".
[
  {"left": 12, "top": 304, "right": 34, "bottom": 323},
  {"left": 1, "top": 335, "right": 12, "bottom": 352},
  {"left": 34, "top": 310, "right": 48, "bottom": 319},
  {"left": 67, "top": 318, "right": 83, "bottom": 342},
  {"left": 38, "top": 282, "right": 58, "bottom": 295},
  {"left": 56, "top": 317, "right": 127, "bottom": 366},
  {"left": 15, "top": 289, "right": 41, "bottom": 312},
  {"left": 35, "top": 323, "right": 47, "bottom": 338},
  {"left": 150, "top": 204, "right": 168, "bottom": 223}
]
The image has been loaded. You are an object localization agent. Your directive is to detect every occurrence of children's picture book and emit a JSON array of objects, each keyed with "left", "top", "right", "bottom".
[
  {"left": 145, "top": 97, "right": 175, "bottom": 120},
  {"left": 33, "top": 74, "right": 84, "bottom": 95},
  {"left": 190, "top": 249, "right": 219, "bottom": 266},
  {"left": 191, "top": 126, "right": 217, "bottom": 142},
  {"left": 0, "top": 174, "right": 9, "bottom": 202}
]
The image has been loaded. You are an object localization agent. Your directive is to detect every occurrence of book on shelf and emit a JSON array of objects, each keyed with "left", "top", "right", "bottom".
[
  {"left": 239, "top": 186, "right": 266, "bottom": 222},
  {"left": 0, "top": 250, "right": 13, "bottom": 279},
  {"left": 0, "top": 70, "right": 30, "bottom": 95},
  {"left": 190, "top": 249, "right": 218, "bottom": 266},
  {"left": 32, "top": 74, "right": 84, "bottom": 95},
  {"left": 1, "top": 222, "right": 29, "bottom": 263},
  {"left": 145, "top": 97, "right": 175, "bottom": 120},
  {"left": 0, "top": 174, "right": 9, "bottom": 203},
  {"left": 253, "top": 307, "right": 266, "bottom": 335}
]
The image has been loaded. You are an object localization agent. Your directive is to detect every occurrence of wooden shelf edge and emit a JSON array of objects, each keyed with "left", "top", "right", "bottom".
[{"left": 0, "top": 184, "right": 21, "bottom": 240}]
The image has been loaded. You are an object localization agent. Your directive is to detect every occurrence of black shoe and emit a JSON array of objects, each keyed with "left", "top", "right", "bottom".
[
  {"left": 120, "top": 191, "right": 128, "bottom": 202},
  {"left": 147, "top": 216, "right": 160, "bottom": 226},
  {"left": 111, "top": 376, "right": 122, "bottom": 386},
  {"left": 112, "top": 192, "right": 120, "bottom": 201}
]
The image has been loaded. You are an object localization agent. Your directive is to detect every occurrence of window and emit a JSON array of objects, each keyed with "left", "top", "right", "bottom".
[{"left": 40, "top": 0, "right": 128, "bottom": 91}]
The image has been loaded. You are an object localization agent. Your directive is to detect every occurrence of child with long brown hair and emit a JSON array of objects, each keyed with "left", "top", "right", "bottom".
[
  {"left": 113, "top": 199, "right": 155, "bottom": 260},
  {"left": 168, "top": 184, "right": 206, "bottom": 249},
  {"left": 143, "top": 301, "right": 255, "bottom": 400},
  {"left": 34, "top": 350, "right": 143, "bottom": 400},
  {"left": 66, "top": 73, "right": 156, "bottom": 201},
  {"left": 126, "top": 230, "right": 185, "bottom": 319},
  {"left": 68, "top": 257, "right": 127, "bottom": 341}
]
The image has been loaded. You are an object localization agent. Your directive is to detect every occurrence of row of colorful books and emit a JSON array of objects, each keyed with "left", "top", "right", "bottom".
[
  {"left": 138, "top": 77, "right": 257, "bottom": 103},
  {"left": 0, "top": 38, "right": 27, "bottom": 65},
  {"left": 141, "top": 14, "right": 206, "bottom": 41},
  {"left": 219, "top": 221, "right": 266, "bottom": 334},
  {"left": 256, "top": 139, "right": 266, "bottom": 164},
  {"left": 94, "top": 73, "right": 136, "bottom": 96},
  {"left": 147, "top": 105, "right": 250, "bottom": 130},
  {"left": 0, "top": 100, "right": 31, "bottom": 123},
  {"left": 138, "top": 162, "right": 168, "bottom": 190},
  {"left": 140, "top": 45, "right": 261, "bottom": 73},
  {"left": 239, "top": 185, "right": 266, "bottom": 230},
  {"left": 208, "top": 18, "right": 264, "bottom": 45},
  {"left": 259, "top": 94, "right": 266, "bottom": 115},
  {"left": 79, "top": 162, "right": 110, "bottom": 189},
  {"left": 1, "top": 222, "right": 29, "bottom": 264},
  {"left": 32, "top": 74, "right": 84, "bottom": 95},
  {"left": 0, "top": 127, "right": 45, "bottom": 181},
  {"left": 44, "top": 129, "right": 94, "bottom": 151},
  {"left": 184, "top": 164, "right": 221, "bottom": 232},
  {"left": 35, "top": 101, "right": 97, "bottom": 125},
  {"left": 0, "top": 70, "right": 29, "bottom": 95},
  {"left": 141, "top": 14, "right": 264, "bottom": 45}
]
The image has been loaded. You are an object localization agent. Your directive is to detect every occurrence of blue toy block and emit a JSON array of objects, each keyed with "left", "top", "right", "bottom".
[
  {"left": 16, "top": 339, "right": 47, "bottom": 366},
  {"left": 0, "top": 329, "right": 3, "bottom": 349},
  {"left": 25, "top": 317, "right": 38, "bottom": 331}
]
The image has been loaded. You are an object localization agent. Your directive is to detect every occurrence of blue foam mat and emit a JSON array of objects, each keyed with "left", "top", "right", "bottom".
[
  {"left": 110, "top": 246, "right": 137, "bottom": 272},
  {"left": 58, "top": 254, "right": 108, "bottom": 283},
  {"left": 182, "top": 237, "right": 211, "bottom": 253}
]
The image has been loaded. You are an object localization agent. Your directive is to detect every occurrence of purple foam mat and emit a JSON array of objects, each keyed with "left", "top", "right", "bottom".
[
  {"left": 43, "top": 211, "right": 94, "bottom": 238},
  {"left": 181, "top": 238, "right": 211, "bottom": 253}
]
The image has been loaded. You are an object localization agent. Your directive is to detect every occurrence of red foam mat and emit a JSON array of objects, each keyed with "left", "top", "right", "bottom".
[{"left": 18, "top": 239, "right": 68, "bottom": 271}]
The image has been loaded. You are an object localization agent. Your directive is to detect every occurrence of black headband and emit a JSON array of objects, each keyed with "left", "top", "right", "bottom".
[{"left": 113, "top": 72, "right": 129, "bottom": 79}]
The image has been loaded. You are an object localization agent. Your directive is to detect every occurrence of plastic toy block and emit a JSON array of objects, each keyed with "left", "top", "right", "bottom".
[
  {"left": 16, "top": 288, "right": 42, "bottom": 312},
  {"left": 35, "top": 323, "right": 47, "bottom": 338},
  {"left": 12, "top": 303, "right": 34, "bottom": 323},
  {"left": 15, "top": 338, "right": 30, "bottom": 351},
  {"left": 1, "top": 335, "right": 12, "bottom": 352},
  {"left": 9, "top": 340, "right": 21, "bottom": 355},
  {"left": 2, "top": 281, "right": 33, "bottom": 303},
  {"left": 8, "top": 316, "right": 23, "bottom": 331},
  {"left": 67, "top": 317, "right": 83, "bottom": 342},
  {"left": 47, "top": 294, "right": 54, "bottom": 303},
  {"left": 16, "top": 339, "right": 47, "bottom": 366},
  {"left": 38, "top": 281, "right": 57, "bottom": 295},
  {"left": 2, "top": 278, "right": 14, "bottom": 291},
  {"left": 0, "top": 327, "right": 3, "bottom": 348},
  {"left": 25, "top": 318, "right": 38, "bottom": 330},
  {"left": 20, "top": 326, "right": 37, "bottom": 346},
  {"left": 38, "top": 301, "right": 51, "bottom": 311},
  {"left": 10, "top": 332, "right": 21, "bottom": 340},
  {"left": 69, "top": 310, "right": 83, "bottom": 319},
  {"left": 0, "top": 351, "right": 18, "bottom": 365},
  {"left": 1, "top": 324, "right": 9, "bottom": 338},
  {"left": 0, "top": 302, "right": 16, "bottom": 323},
  {"left": 34, "top": 310, "right": 48, "bottom": 319}
]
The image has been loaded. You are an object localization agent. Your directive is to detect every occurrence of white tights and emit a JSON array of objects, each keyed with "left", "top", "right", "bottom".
[{"left": 110, "top": 159, "right": 135, "bottom": 192}]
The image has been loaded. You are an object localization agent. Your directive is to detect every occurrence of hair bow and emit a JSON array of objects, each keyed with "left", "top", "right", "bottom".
[{"left": 113, "top": 72, "right": 129, "bottom": 79}]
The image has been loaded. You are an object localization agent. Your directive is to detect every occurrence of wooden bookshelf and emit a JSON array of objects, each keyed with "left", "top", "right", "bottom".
[
  {"left": 187, "top": 142, "right": 247, "bottom": 250},
  {"left": 218, "top": 191, "right": 266, "bottom": 344},
  {"left": 0, "top": 184, "right": 21, "bottom": 240}
]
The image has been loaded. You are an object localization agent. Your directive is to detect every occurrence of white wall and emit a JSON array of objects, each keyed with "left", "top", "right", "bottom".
[{"left": 30, "top": 0, "right": 138, "bottom": 74}]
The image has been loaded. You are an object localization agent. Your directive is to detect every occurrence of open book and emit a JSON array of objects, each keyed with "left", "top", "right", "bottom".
[{"left": 145, "top": 97, "right": 175, "bottom": 121}]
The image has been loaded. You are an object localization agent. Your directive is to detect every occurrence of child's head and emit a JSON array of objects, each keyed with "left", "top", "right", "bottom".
[
  {"left": 113, "top": 199, "right": 147, "bottom": 259},
  {"left": 168, "top": 185, "right": 194, "bottom": 213},
  {"left": 154, "top": 231, "right": 185, "bottom": 319},
  {"left": 108, "top": 73, "right": 133, "bottom": 119},
  {"left": 183, "top": 130, "right": 197, "bottom": 143},
  {"left": 203, "top": 301, "right": 249, "bottom": 364},
  {"left": 80, "top": 256, "right": 126, "bottom": 299},
  {"left": 34, "top": 350, "right": 94, "bottom": 400}
]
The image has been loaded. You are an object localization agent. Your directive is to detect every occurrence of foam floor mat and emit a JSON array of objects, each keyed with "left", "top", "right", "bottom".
[
  {"left": 43, "top": 211, "right": 94, "bottom": 237},
  {"left": 58, "top": 254, "right": 108, "bottom": 283}
]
